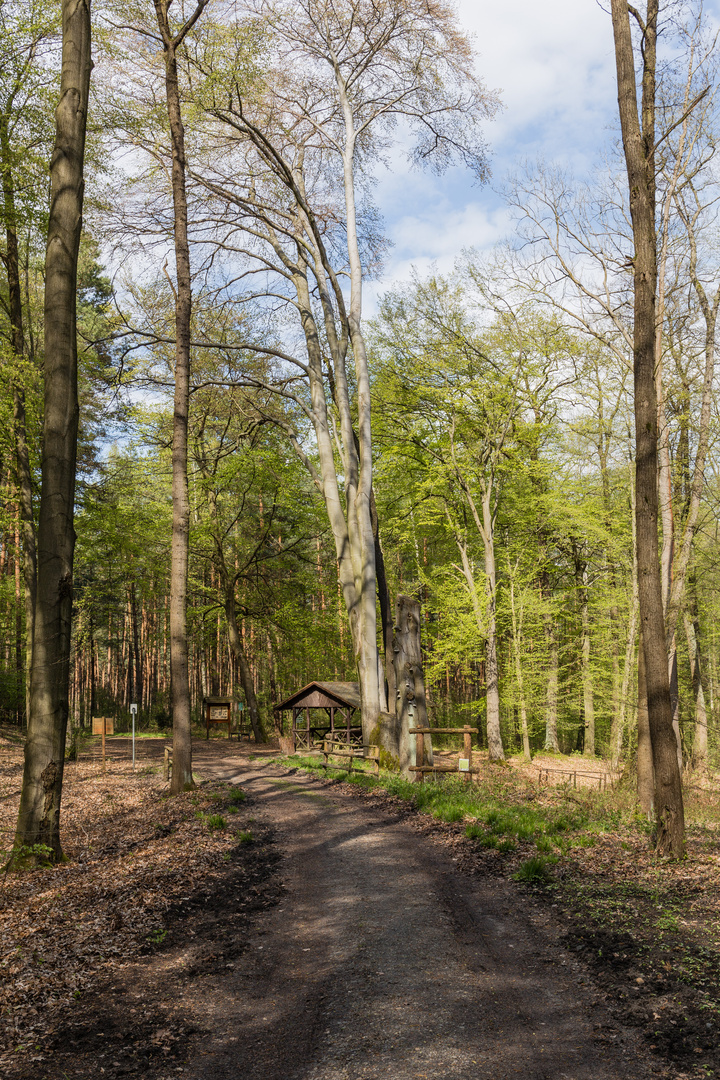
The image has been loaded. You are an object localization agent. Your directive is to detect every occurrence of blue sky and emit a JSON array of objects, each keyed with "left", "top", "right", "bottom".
[{"left": 369, "top": 0, "right": 720, "bottom": 298}]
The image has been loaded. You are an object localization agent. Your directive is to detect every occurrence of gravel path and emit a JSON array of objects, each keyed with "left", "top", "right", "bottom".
[{"left": 184, "top": 759, "right": 652, "bottom": 1080}]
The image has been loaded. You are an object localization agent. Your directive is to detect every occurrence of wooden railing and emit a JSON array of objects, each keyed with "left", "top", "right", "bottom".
[
  {"left": 407, "top": 725, "right": 476, "bottom": 783},
  {"left": 536, "top": 766, "right": 611, "bottom": 791}
]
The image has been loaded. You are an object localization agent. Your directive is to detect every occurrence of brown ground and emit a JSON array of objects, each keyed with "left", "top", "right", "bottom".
[{"left": 0, "top": 736, "right": 714, "bottom": 1079}]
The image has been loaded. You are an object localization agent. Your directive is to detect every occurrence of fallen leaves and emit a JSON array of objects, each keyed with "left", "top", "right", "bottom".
[{"left": 0, "top": 741, "right": 250, "bottom": 1064}]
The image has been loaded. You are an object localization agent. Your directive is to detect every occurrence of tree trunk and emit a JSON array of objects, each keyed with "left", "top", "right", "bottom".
[
  {"left": 544, "top": 618, "right": 560, "bottom": 751},
  {"left": 685, "top": 607, "right": 708, "bottom": 770},
  {"left": 508, "top": 570, "right": 531, "bottom": 760},
  {"left": 610, "top": 0, "right": 684, "bottom": 856},
  {"left": 223, "top": 587, "right": 265, "bottom": 743},
  {"left": 575, "top": 557, "right": 595, "bottom": 757},
  {"left": 637, "top": 630, "right": 654, "bottom": 816},
  {"left": 0, "top": 113, "right": 37, "bottom": 725},
  {"left": 154, "top": 0, "right": 208, "bottom": 793},
  {"left": 14, "top": 0, "right": 92, "bottom": 862},
  {"left": 370, "top": 486, "right": 395, "bottom": 712},
  {"left": 479, "top": 489, "right": 504, "bottom": 761}
]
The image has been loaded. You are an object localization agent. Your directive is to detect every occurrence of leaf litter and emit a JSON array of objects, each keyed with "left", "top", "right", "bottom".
[{"left": 0, "top": 739, "right": 272, "bottom": 1073}]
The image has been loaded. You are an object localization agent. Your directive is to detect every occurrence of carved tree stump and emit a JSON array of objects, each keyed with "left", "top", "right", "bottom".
[{"left": 392, "top": 595, "right": 431, "bottom": 778}]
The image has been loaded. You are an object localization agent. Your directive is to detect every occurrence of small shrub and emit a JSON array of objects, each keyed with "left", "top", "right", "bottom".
[
  {"left": 206, "top": 814, "right": 227, "bottom": 831},
  {"left": 513, "top": 856, "right": 552, "bottom": 883}
]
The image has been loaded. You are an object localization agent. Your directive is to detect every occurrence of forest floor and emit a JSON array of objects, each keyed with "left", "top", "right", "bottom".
[{"left": 0, "top": 730, "right": 718, "bottom": 1079}]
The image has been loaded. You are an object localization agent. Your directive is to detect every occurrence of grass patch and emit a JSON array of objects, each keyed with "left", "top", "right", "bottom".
[
  {"left": 513, "top": 856, "right": 552, "bottom": 883},
  {"left": 205, "top": 814, "right": 227, "bottom": 831},
  {"left": 229, "top": 787, "right": 247, "bottom": 804},
  {"left": 237, "top": 830, "right": 253, "bottom": 844}
]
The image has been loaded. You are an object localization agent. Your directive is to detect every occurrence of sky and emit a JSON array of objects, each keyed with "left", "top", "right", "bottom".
[{"left": 369, "top": 0, "right": 720, "bottom": 299}]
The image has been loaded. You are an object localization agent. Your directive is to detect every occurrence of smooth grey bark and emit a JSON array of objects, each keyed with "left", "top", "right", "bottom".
[
  {"left": 153, "top": 0, "right": 209, "bottom": 793},
  {"left": 14, "top": 0, "right": 91, "bottom": 861},
  {"left": 610, "top": 0, "right": 684, "bottom": 856},
  {"left": 637, "top": 630, "right": 654, "bottom": 816}
]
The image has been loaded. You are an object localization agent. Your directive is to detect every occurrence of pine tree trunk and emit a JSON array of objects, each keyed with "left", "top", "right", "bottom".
[
  {"left": 610, "top": 0, "right": 684, "bottom": 856},
  {"left": 0, "top": 113, "right": 37, "bottom": 725},
  {"left": 14, "top": 0, "right": 92, "bottom": 862}
]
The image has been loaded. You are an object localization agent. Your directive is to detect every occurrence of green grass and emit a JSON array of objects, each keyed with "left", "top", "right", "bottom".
[
  {"left": 229, "top": 787, "right": 247, "bottom": 804},
  {"left": 206, "top": 813, "right": 227, "bottom": 831},
  {"left": 278, "top": 751, "right": 637, "bottom": 863},
  {"left": 237, "top": 830, "right": 253, "bottom": 844},
  {"left": 513, "top": 856, "right": 553, "bottom": 883}
]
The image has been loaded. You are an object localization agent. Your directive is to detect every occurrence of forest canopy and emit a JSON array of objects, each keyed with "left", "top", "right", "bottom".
[{"left": 1, "top": 0, "right": 718, "bottom": 859}]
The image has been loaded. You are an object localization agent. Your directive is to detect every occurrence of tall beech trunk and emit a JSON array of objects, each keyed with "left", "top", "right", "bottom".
[
  {"left": 0, "top": 112, "right": 37, "bottom": 723},
  {"left": 154, "top": 0, "right": 208, "bottom": 793},
  {"left": 611, "top": 0, "right": 684, "bottom": 855},
  {"left": 14, "top": 0, "right": 92, "bottom": 861}
]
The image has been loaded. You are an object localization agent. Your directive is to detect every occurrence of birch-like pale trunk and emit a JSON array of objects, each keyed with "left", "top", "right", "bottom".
[{"left": 15, "top": 0, "right": 92, "bottom": 861}]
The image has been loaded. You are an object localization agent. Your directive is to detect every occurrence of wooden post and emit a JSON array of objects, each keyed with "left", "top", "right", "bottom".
[
  {"left": 416, "top": 730, "right": 425, "bottom": 784},
  {"left": 164, "top": 746, "right": 171, "bottom": 781},
  {"left": 464, "top": 726, "right": 472, "bottom": 784},
  {"left": 101, "top": 716, "right": 106, "bottom": 773},
  {"left": 306, "top": 706, "right": 311, "bottom": 749}
]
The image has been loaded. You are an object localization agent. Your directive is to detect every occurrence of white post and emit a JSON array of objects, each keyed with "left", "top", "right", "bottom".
[{"left": 130, "top": 703, "right": 137, "bottom": 770}]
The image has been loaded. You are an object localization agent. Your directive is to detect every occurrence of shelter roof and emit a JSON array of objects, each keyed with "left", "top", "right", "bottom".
[{"left": 275, "top": 681, "right": 361, "bottom": 711}]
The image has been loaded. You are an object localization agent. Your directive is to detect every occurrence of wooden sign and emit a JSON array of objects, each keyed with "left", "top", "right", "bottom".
[{"left": 92, "top": 716, "right": 114, "bottom": 736}]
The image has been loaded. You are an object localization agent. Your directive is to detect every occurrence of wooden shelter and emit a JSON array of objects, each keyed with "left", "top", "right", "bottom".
[{"left": 274, "top": 681, "right": 361, "bottom": 750}]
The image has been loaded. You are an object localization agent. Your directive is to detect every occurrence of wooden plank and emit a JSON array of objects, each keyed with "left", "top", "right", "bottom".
[
  {"left": 407, "top": 727, "right": 475, "bottom": 735},
  {"left": 408, "top": 765, "right": 480, "bottom": 774}
]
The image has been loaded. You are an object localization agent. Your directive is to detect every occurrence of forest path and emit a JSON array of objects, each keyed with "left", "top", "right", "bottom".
[{"left": 184, "top": 756, "right": 651, "bottom": 1080}]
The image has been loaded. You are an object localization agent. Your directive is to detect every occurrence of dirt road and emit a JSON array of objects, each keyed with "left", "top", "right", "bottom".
[{"left": 176, "top": 758, "right": 652, "bottom": 1080}]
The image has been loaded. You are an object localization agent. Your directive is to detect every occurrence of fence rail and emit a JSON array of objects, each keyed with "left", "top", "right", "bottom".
[{"left": 537, "top": 767, "right": 612, "bottom": 791}]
